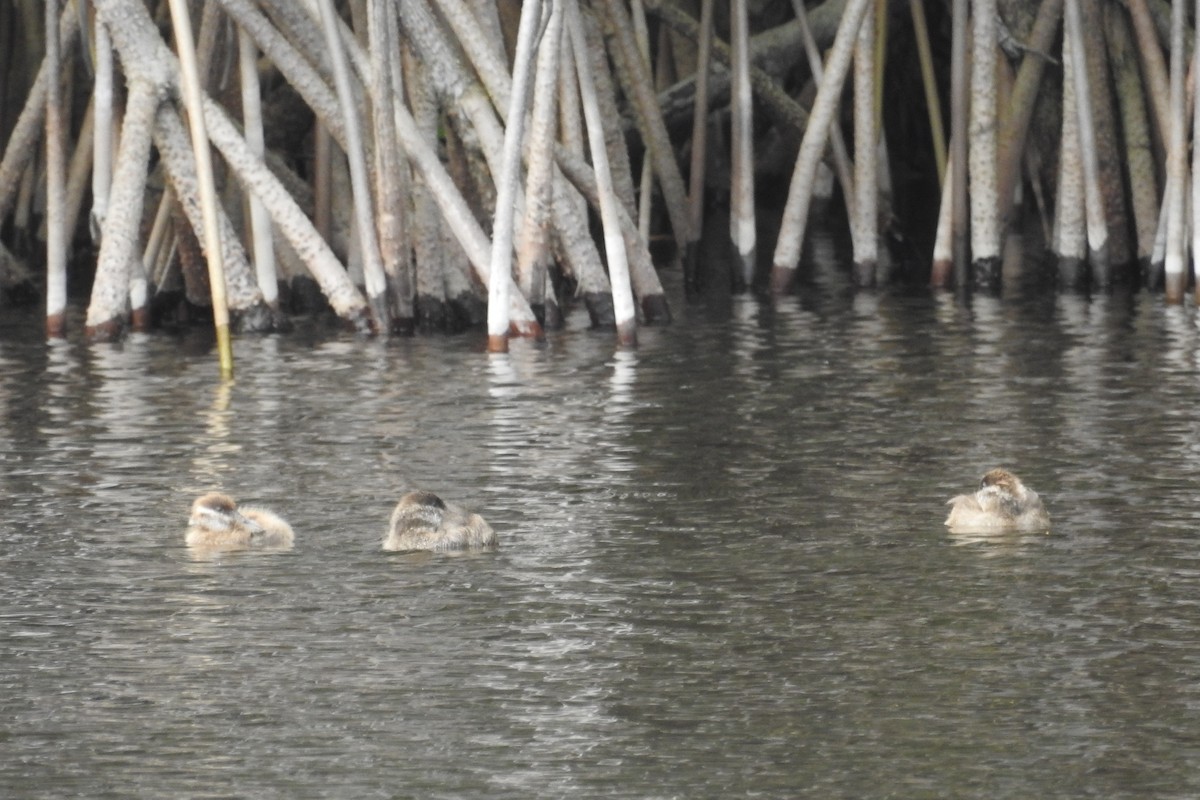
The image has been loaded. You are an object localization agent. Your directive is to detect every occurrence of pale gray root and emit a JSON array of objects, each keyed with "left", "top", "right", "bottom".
[
  {"left": 580, "top": 7, "right": 638, "bottom": 218},
  {"left": 1105, "top": 4, "right": 1157, "bottom": 264},
  {"left": 423, "top": 0, "right": 653, "bottom": 316},
  {"left": 203, "top": 98, "right": 371, "bottom": 328},
  {"left": 568, "top": 0, "right": 636, "bottom": 344},
  {"left": 515, "top": 0, "right": 564, "bottom": 314},
  {"left": 153, "top": 105, "right": 274, "bottom": 330},
  {"left": 316, "top": 0, "right": 389, "bottom": 329},
  {"left": 85, "top": 78, "right": 160, "bottom": 337},
  {"left": 771, "top": 0, "right": 872, "bottom": 290},
  {"left": 406, "top": 48, "right": 452, "bottom": 330},
  {"left": 486, "top": 0, "right": 544, "bottom": 346},
  {"left": 850, "top": 3, "right": 876, "bottom": 286},
  {"left": 601, "top": 0, "right": 692, "bottom": 250},
  {"left": 45, "top": 0, "right": 69, "bottom": 334},
  {"left": 0, "top": 0, "right": 81, "bottom": 224},
  {"left": 968, "top": 0, "right": 1001, "bottom": 278},
  {"left": 370, "top": 0, "right": 414, "bottom": 331},
  {"left": 729, "top": 0, "right": 757, "bottom": 288}
]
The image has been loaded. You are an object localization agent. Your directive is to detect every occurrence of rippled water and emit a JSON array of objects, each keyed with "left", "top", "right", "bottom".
[{"left": 4, "top": 281, "right": 1200, "bottom": 797}]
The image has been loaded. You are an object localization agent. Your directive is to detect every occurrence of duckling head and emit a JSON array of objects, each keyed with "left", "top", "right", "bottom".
[{"left": 189, "top": 492, "right": 265, "bottom": 535}]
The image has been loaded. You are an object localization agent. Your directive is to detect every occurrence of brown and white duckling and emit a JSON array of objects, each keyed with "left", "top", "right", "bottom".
[
  {"left": 944, "top": 468, "right": 1050, "bottom": 532},
  {"left": 383, "top": 490, "right": 497, "bottom": 552},
  {"left": 186, "top": 492, "right": 295, "bottom": 549}
]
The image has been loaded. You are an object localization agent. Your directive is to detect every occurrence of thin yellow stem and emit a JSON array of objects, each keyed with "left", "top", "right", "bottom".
[{"left": 167, "top": 0, "right": 233, "bottom": 377}]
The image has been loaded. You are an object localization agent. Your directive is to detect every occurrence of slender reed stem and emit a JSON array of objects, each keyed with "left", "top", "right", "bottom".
[
  {"left": 910, "top": 0, "right": 945, "bottom": 185},
  {"left": 167, "top": 0, "right": 233, "bottom": 374}
]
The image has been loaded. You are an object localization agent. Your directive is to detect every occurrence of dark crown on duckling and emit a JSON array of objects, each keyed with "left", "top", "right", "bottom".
[
  {"left": 980, "top": 468, "right": 1019, "bottom": 492},
  {"left": 394, "top": 490, "right": 446, "bottom": 520}
]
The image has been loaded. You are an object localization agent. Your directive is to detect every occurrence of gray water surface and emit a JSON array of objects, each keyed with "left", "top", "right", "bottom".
[{"left": 3, "top": 288, "right": 1200, "bottom": 798}]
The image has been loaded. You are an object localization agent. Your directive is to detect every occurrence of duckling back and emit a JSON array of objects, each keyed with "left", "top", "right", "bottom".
[
  {"left": 240, "top": 506, "right": 296, "bottom": 547},
  {"left": 944, "top": 469, "right": 1050, "bottom": 532},
  {"left": 384, "top": 490, "right": 497, "bottom": 552}
]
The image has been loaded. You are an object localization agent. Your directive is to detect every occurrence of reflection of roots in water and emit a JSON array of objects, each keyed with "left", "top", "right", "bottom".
[
  {"left": 191, "top": 379, "right": 236, "bottom": 485},
  {"left": 485, "top": 346, "right": 642, "bottom": 482}
]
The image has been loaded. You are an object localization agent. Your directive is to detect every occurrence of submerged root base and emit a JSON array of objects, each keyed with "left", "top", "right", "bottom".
[
  {"left": 542, "top": 300, "right": 564, "bottom": 331},
  {"left": 46, "top": 313, "right": 66, "bottom": 338},
  {"left": 682, "top": 242, "right": 701, "bottom": 291},
  {"left": 1088, "top": 244, "right": 1112, "bottom": 289},
  {"left": 769, "top": 265, "right": 797, "bottom": 295},
  {"left": 641, "top": 294, "right": 671, "bottom": 325},
  {"left": 85, "top": 317, "right": 126, "bottom": 343},
  {"left": 853, "top": 259, "right": 877, "bottom": 288},
  {"left": 736, "top": 249, "right": 757, "bottom": 288},
  {"left": 414, "top": 294, "right": 448, "bottom": 333},
  {"left": 1056, "top": 256, "right": 1088, "bottom": 291},
  {"left": 971, "top": 257, "right": 1001, "bottom": 291},
  {"left": 232, "top": 302, "right": 275, "bottom": 333},
  {"left": 285, "top": 275, "right": 328, "bottom": 315},
  {"left": 583, "top": 292, "right": 616, "bottom": 329},
  {"left": 342, "top": 307, "right": 376, "bottom": 335},
  {"left": 508, "top": 319, "right": 543, "bottom": 339},
  {"left": 448, "top": 292, "right": 486, "bottom": 328},
  {"left": 616, "top": 320, "right": 637, "bottom": 348},
  {"left": 390, "top": 315, "right": 415, "bottom": 336}
]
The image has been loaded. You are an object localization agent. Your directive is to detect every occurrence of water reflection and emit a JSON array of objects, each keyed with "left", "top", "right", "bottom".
[
  {"left": 191, "top": 378, "right": 237, "bottom": 489},
  {"left": 600, "top": 350, "right": 637, "bottom": 476},
  {"left": 34, "top": 340, "right": 90, "bottom": 503},
  {"left": 946, "top": 527, "right": 1052, "bottom": 556},
  {"left": 3, "top": 294, "right": 1200, "bottom": 796}
]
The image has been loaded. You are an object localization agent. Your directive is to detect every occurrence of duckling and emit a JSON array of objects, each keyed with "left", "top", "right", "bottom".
[
  {"left": 186, "top": 492, "right": 295, "bottom": 549},
  {"left": 383, "top": 490, "right": 497, "bottom": 552},
  {"left": 944, "top": 468, "right": 1050, "bottom": 532}
]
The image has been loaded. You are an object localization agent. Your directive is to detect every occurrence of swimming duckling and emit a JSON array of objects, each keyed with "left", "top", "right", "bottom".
[
  {"left": 944, "top": 468, "right": 1050, "bottom": 532},
  {"left": 186, "top": 492, "right": 295, "bottom": 549},
  {"left": 383, "top": 490, "right": 497, "bottom": 552}
]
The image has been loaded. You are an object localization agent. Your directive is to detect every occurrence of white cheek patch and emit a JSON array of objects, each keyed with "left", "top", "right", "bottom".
[{"left": 198, "top": 508, "right": 228, "bottom": 532}]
